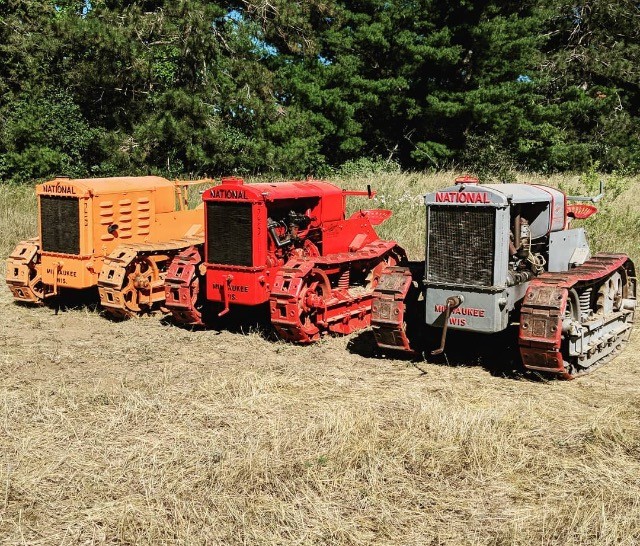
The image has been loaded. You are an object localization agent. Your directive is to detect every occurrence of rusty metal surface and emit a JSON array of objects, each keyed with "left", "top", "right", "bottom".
[
  {"left": 519, "top": 254, "right": 635, "bottom": 378},
  {"left": 164, "top": 245, "right": 206, "bottom": 326},
  {"left": 5, "top": 238, "right": 51, "bottom": 303},
  {"left": 371, "top": 266, "right": 418, "bottom": 354},
  {"left": 97, "top": 236, "right": 204, "bottom": 318}
]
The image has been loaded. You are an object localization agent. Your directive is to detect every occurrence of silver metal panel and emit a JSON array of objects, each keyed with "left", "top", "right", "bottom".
[
  {"left": 505, "top": 282, "right": 530, "bottom": 313},
  {"left": 534, "top": 186, "right": 565, "bottom": 231},
  {"left": 425, "top": 287, "right": 508, "bottom": 333},
  {"left": 493, "top": 207, "right": 510, "bottom": 287},
  {"left": 428, "top": 183, "right": 562, "bottom": 208},
  {"left": 526, "top": 204, "right": 552, "bottom": 239},
  {"left": 481, "top": 183, "right": 553, "bottom": 203},
  {"left": 424, "top": 284, "right": 530, "bottom": 333},
  {"left": 425, "top": 183, "right": 563, "bottom": 239},
  {"left": 548, "top": 228, "right": 590, "bottom": 272}
]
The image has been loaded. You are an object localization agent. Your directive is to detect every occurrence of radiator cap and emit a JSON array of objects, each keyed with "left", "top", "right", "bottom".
[
  {"left": 222, "top": 176, "right": 244, "bottom": 185},
  {"left": 455, "top": 175, "right": 479, "bottom": 185}
]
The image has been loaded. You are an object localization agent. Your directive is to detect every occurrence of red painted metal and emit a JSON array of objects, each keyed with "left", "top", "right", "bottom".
[
  {"left": 533, "top": 185, "right": 567, "bottom": 233},
  {"left": 518, "top": 254, "right": 631, "bottom": 378},
  {"left": 454, "top": 175, "right": 480, "bottom": 185},
  {"left": 270, "top": 240, "right": 402, "bottom": 342},
  {"left": 371, "top": 266, "right": 417, "bottom": 354},
  {"left": 567, "top": 203, "right": 598, "bottom": 220},
  {"left": 164, "top": 246, "right": 205, "bottom": 325}
]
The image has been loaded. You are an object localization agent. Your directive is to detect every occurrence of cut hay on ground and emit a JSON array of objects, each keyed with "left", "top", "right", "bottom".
[{"left": 1, "top": 173, "right": 639, "bottom": 545}]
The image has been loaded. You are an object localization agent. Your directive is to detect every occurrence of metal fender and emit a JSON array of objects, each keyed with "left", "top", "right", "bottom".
[{"left": 349, "top": 209, "right": 392, "bottom": 226}]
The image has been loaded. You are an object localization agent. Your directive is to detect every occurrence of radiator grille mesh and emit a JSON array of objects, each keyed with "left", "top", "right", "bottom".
[
  {"left": 40, "top": 196, "right": 80, "bottom": 254},
  {"left": 207, "top": 202, "right": 253, "bottom": 266},
  {"left": 427, "top": 206, "right": 495, "bottom": 286}
]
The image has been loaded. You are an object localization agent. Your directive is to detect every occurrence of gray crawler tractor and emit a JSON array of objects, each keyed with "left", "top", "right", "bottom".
[{"left": 371, "top": 176, "right": 636, "bottom": 379}]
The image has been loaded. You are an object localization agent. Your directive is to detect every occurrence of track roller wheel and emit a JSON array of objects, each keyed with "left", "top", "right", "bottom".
[
  {"left": 596, "top": 272, "right": 623, "bottom": 315},
  {"left": 562, "top": 268, "right": 635, "bottom": 378},
  {"left": 520, "top": 255, "right": 636, "bottom": 379},
  {"left": 298, "top": 268, "right": 332, "bottom": 341},
  {"left": 120, "top": 257, "right": 159, "bottom": 315}
]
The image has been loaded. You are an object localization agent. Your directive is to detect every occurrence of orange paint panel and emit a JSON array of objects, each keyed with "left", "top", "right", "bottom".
[{"left": 8, "top": 175, "right": 208, "bottom": 308}]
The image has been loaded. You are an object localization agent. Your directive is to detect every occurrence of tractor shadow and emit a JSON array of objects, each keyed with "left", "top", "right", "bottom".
[
  {"left": 161, "top": 303, "right": 277, "bottom": 340},
  {"left": 29, "top": 287, "right": 102, "bottom": 315},
  {"left": 348, "top": 327, "right": 540, "bottom": 381}
]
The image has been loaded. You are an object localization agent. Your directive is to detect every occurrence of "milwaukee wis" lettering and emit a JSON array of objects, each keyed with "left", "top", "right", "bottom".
[
  {"left": 433, "top": 304, "right": 486, "bottom": 327},
  {"left": 46, "top": 269, "right": 77, "bottom": 277},
  {"left": 434, "top": 304, "right": 485, "bottom": 317},
  {"left": 211, "top": 283, "right": 249, "bottom": 293}
]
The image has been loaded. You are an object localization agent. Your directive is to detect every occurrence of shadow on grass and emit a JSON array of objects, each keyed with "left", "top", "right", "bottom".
[
  {"left": 17, "top": 287, "right": 103, "bottom": 315},
  {"left": 161, "top": 302, "right": 277, "bottom": 340},
  {"left": 348, "top": 327, "right": 547, "bottom": 381}
]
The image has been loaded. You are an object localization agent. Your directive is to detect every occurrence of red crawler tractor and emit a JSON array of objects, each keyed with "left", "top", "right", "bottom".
[
  {"left": 371, "top": 176, "right": 636, "bottom": 379},
  {"left": 165, "top": 177, "right": 406, "bottom": 342}
]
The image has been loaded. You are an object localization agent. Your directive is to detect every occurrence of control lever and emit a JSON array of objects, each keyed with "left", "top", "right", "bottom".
[
  {"left": 431, "top": 295, "right": 464, "bottom": 356},
  {"left": 218, "top": 275, "right": 233, "bottom": 317}
]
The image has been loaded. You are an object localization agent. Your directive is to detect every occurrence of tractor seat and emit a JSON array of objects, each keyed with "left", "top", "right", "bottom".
[{"left": 567, "top": 203, "right": 598, "bottom": 220}]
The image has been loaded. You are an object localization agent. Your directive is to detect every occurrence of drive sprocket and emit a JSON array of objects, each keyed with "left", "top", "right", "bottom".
[{"left": 99, "top": 247, "right": 169, "bottom": 318}]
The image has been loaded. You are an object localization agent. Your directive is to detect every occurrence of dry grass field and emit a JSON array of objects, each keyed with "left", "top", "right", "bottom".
[{"left": 1, "top": 173, "right": 640, "bottom": 545}]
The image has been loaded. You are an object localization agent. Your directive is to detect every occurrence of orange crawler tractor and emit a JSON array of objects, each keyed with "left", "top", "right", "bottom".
[{"left": 6, "top": 176, "right": 206, "bottom": 317}]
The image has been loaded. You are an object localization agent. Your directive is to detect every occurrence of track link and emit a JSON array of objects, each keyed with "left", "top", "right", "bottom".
[
  {"left": 370, "top": 264, "right": 425, "bottom": 355},
  {"left": 97, "top": 237, "right": 203, "bottom": 318},
  {"left": 270, "top": 241, "right": 405, "bottom": 343},
  {"left": 164, "top": 245, "right": 206, "bottom": 325},
  {"left": 519, "top": 253, "right": 636, "bottom": 379},
  {"left": 370, "top": 266, "right": 416, "bottom": 354},
  {"left": 5, "top": 238, "right": 51, "bottom": 303}
]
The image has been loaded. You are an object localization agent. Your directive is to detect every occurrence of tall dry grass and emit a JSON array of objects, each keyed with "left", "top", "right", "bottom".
[
  {"left": 0, "top": 185, "right": 37, "bottom": 274},
  {"left": 2, "top": 171, "right": 638, "bottom": 265},
  {"left": 335, "top": 171, "right": 640, "bottom": 264},
  {"left": 1, "top": 172, "right": 639, "bottom": 545},
  {"left": 338, "top": 171, "right": 451, "bottom": 259}
]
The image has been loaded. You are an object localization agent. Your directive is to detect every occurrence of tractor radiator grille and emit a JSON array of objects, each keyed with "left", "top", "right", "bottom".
[
  {"left": 427, "top": 206, "right": 495, "bottom": 287},
  {"left": 207, "top": 202, "right": 253, "bottom": 266},
  {"left": 40, "top": 196, "right": 80, "bottom": 255}
]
